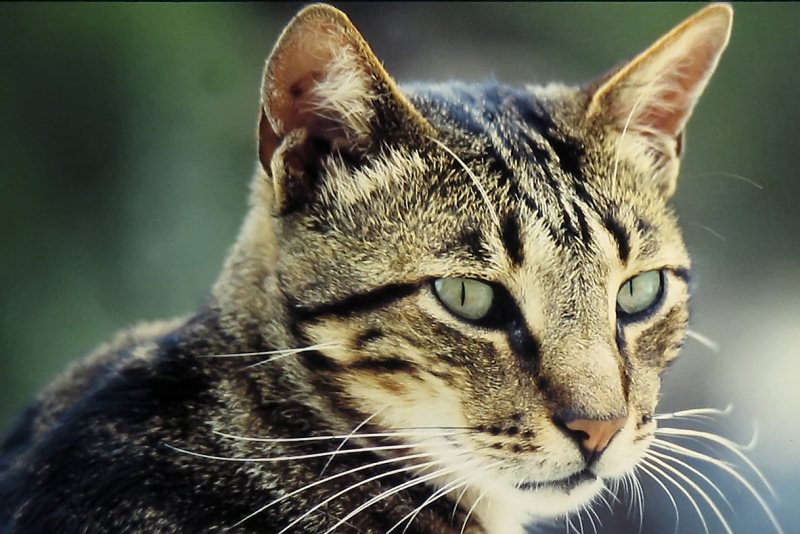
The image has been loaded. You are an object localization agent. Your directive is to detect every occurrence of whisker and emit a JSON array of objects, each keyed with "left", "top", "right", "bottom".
[
  {"left": 430, "top": 137, "right": 501, "bottom": 229},
  {"left": 279, "top": 458, "right": 447, "bottom": 534},
  {"left": 645, "top": 453, "right": 733, "bottom": 534},
  {"left": 460, "top": 488, "right": 486, "bottom": 534},
  {"left": 230, "top": 450, "right": 433, "bottom": 528},
  {"left": 388, "top": 479, "right": 466, "bottom": 534},
  {"left": 320, "top": 407, "right": 385, "bottom": 478},
  {"left": 637, "top": 462, "right": 680, "bottom": 534},
  {"left": 393, "top": 459, "right": 504, "bottom": 534},
  {"left": 643, "top": 457, "right": 712, "bottom": 534},
  {"left": 651, "top": 437, "right": 784, "bottom": 534},
  {"left": 627, "top": 470, "right": 645, "bottom": 534},
  {"left": 648, "top": 449, "right": 731, "bottom": 509},
  {"left": 584, "top": 501, "right": 601, "bottom": 534},
  {"left": 693, "top": 170, "right": 765, "bottom": 190},
  {"left": 655, "top": 405, "right": 733, "bottom": 421},
  {"left": 655, "top": 427, "right": 775, "bottom": 494},
  {"left": 685, "top": 329, "right": 720, "bottom": 353},
  {"left": 196, "top": 342, "right": 340, "bottom": 360},
  {"left": 165, "top": 441, "right": 425, "bottom": 463},
  {"left": 243, "top": 343, "right": 343, "bottom": 369},
  {"left": 610, "top": 84, "right": 648, "bottom": 187},
  {"left": 212, "top": 428, "right": 476, "bottom": 444},
  {"left": 451, "top": 484, "right": 470, "bottom": 522},
  {"left": 323, "top": 455, "right": 472, "bottom": 534}
]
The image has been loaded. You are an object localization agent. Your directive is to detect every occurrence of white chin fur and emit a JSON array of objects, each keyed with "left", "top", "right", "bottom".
[{"left": 462, "top": 475, "right": 605, "bottom": 534}]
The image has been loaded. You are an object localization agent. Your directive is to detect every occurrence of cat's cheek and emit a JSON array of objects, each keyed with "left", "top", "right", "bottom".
[{"left": 342, "top": 371, "right": 468, "bottom": 430}]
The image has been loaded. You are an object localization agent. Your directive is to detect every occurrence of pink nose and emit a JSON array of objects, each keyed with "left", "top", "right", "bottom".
[{"left": 564, "top": 417, "right": 627, "bottom": 459}]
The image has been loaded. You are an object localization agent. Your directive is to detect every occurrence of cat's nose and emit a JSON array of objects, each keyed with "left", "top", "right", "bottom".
[{"left": 563, "top": 417, "right": 627, "bottom": 464}]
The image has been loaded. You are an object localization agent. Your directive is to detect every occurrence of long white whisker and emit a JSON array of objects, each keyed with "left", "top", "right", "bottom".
[
  {"left": 430, "top": 137, "right": 501, "bottom": 229},
  {"left": 196, "top": 342, "right": 340, "bottom": 360},
  {"left": 655, "top": 427, "right": 775, "bottom": 495},
  {"left": 212, "top": 428, "right": 475, "bottom": 444},
  {"left": 641, "top": 457, "right": 714, "bottom": 534},
  {"left": 655, "top": 405, "right": 733, "bottom": 421},
  {"left": 637, "top": 462, "right": 680, "bottom": 534},
  {"left": 396, "top": 461, "right": 503, "bottom": 534},
  {"left": 451, "top": 484, "right": 470, "bottom": 522},
  {"left": 651, "top": 437, "right": 784, "bottom": 534},
  {"left": 648, "top": 449, "right": 731, "bottom": 509},
  {"left": 646, "top": 453, "right": 734, "bottom": 534},
  {"left": 636, "top": 471, "right": 645, "bottom": 533},
  {"left": 389, "top": 461, "right": 502, "bottom": 534},
  {"left": 230, "top": 450, "right": 432, "bottom": 528},
  {"left": 280, "top": 459, "right": 446, "bottom": 534},
  {"left": 323, "top": 456, "right": 471, "bottom": 534},
  {"left": 610, "top": 85, "right": 648, "bottom": 187},
  {"left": 320, "top": 407, "right": 385, "bottom": 478},
  {"left": 584, "top": 501, "right": 601, "bottom": 534},
  {"left": 165, "top": 441, "right": 422, "bottom": 463},
  {"left": 461, "top": 488, "right": 486, "bottom": 534}
]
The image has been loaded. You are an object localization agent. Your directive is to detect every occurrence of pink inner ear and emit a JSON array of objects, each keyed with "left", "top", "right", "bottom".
[
  {"left": 268, "top": 22, "right": 345, "bottom": 136},
  {"left": 638, "top": 40, "right": 722, "bottom": 138},
  {"left": 259, "top": 21, "right": 347, "bottom": 169}
]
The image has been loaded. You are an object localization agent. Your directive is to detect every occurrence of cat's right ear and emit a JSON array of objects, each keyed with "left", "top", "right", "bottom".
[{"left": 258, "top": 4, "right": 434, "bottom": 215}]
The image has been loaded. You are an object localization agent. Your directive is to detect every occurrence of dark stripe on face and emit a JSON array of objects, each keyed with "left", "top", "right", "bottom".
[
  {"left": 460, "top": 227, "right": 491, "bottom": 263},
  {"left": 353, "top": 328, "right": 383, "bottom": 349},
  {"left": 602, "top": 215, "right": 631, "bottom": 263},
  {"left": 501, "top": 213, "right": 524, "bottom": 266},
  {"left": 351, "top": 356, "right": 419, "bottom": 374},
  {"left": 506, "top": 318, "right": 541, "bottom": 374},
  {"left": 572, "top": 200, "right": 592, "bottom": 246},
  {"left": 292, "top": 283, "right": 419, "bottom": 320},
  {"left": 517, "top": 102, "right": 585, "bottom": 181},
  {"left": 299, "top": 350, "right": 343, "bottom": 372},
  {"left": 485, "top": 150, "right": 562, "bottom": 245},
  {"left": 572, "top": 181, "right": 600, "bottom": 213}
]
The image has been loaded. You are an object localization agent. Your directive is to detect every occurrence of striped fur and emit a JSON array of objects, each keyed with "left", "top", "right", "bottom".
[{"left": 0, "top": 5, "right": 741, "bottom": 534}]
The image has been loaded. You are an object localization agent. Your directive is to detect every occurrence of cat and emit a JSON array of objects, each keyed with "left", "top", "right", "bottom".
[{"left": 0, "top": 3, "right": 780, "bottom": 534}]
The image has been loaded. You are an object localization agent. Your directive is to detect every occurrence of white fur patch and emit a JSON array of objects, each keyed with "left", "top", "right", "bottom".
[{"left": 309, "top": 44, "right": 377, "bottom": 142}]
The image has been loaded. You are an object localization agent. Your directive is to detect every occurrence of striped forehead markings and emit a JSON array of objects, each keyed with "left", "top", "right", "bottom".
[
  {"left": 602, "top": 214, "right": 631, "bottom": 263},
  {"left": 501, "top": 213, "right": 524, "bottom": 266}
]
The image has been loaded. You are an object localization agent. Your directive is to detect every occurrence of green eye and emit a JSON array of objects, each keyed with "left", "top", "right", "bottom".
[
  {"left": 616, "top": 270, "right": 664, "bottom": 317},
  {"left": 434, "top": 278, "right": 494, "bottom": 321}
]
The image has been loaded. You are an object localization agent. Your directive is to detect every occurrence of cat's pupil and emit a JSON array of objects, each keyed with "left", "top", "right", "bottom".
[
  {"left": 616, "top": 270, "right": 664, "bottom": 317},
  {"left": 434, "top": 278, "right": 494, "bottom": 322}
]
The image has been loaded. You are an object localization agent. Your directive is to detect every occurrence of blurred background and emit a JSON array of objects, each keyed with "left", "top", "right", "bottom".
[{"left": 0, "top": 3, "right": 797, "bottom": 533}]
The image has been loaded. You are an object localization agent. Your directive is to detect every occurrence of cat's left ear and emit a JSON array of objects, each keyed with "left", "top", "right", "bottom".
[
  {"left": 258, "top": 4, "right": 435, "bottom": 214},
  {"left": 586, "top": 4, "right": 732, "bottom": 197}
]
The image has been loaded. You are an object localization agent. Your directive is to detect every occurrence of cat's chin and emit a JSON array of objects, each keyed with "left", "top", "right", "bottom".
[{"left": 464, "top": 472, "right": 605, "bottom": 534}]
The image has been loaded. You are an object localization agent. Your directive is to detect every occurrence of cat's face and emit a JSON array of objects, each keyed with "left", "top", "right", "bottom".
[
  {"left": 272, "top": 88, "right": 691, "bottom": 521},
  {"left": 224, "top": 4, "right": 731, "bottom": 531}
]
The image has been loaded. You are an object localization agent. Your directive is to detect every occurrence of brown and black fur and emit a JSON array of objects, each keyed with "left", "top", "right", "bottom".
[{"left": 0, "top": 5, "right": 736, "bottom": 534}]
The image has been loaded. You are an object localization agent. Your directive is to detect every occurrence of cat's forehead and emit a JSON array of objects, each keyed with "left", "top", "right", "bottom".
[{"left": 398, "top": 82, "right": 676, "bottom": 261}]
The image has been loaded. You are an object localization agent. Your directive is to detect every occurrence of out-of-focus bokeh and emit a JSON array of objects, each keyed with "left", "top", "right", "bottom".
[{"left": 0, "top": 3, "right": 797, "bottom": 533}]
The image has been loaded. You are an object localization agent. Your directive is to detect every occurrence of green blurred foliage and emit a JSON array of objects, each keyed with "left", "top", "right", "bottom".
[{"left": 0, "top": 3, "right": 798, "bottom": 532}]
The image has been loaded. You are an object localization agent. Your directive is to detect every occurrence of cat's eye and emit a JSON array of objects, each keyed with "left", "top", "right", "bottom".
[
  {"left": 616, "top": 270, "right": 664, "bottom": 318},
  {"left": 434, "top": 278, "right": 494, "bottom": 321}
]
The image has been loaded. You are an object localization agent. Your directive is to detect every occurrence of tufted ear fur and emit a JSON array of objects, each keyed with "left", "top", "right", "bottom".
[
  {"left": 586, "top": 4, "right": 732, "bottom": 197},
  {"left": 258, "top": 4, "right": 435, "bottom": 215}
]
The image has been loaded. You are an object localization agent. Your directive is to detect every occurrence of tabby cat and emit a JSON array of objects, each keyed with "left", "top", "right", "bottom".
[{"left": 0, "top": 4, "right": 778, "bottom": 534}]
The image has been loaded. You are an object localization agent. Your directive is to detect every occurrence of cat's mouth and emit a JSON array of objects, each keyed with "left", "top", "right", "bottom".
[{"left": 515, "top": 469, "right": 597, "bottom": 493}]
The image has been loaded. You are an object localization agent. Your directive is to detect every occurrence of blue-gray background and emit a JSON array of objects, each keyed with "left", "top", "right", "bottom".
[{"left": 0, "top": 3, "right": 797, "bottom": 533}]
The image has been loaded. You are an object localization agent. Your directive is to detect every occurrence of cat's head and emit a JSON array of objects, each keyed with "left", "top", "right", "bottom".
[{"left": 217, "top": 3, "right": 731, "bottom": 530}]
